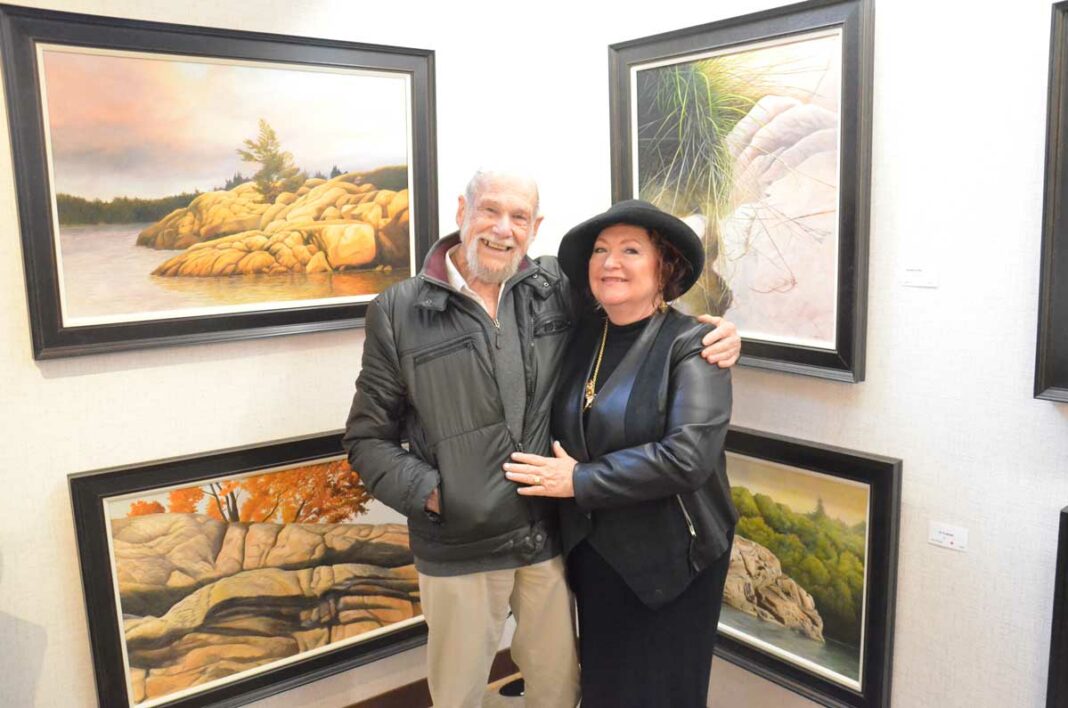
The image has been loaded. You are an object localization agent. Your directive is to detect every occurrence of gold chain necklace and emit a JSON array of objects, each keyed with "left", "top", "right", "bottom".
[{"left": 583, "top": 318, "right": 609, "bottom": 412}]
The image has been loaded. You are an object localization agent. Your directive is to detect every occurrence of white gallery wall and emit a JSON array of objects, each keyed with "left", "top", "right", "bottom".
[{"left": 0, "top": 0, "right": 1066, "bottom": 706}]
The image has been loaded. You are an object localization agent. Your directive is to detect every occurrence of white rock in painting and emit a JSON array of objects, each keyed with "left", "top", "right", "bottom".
[{"left": 717, "top": 95, "right": 840, "bottom": 347}]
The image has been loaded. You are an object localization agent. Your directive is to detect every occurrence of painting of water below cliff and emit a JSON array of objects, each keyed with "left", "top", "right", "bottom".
[
  {"left": 721, "top": 452, "right": 870, "bottom": 690},
  {"left": 103, "top": 457, "right": 419, "bottom": 708},
  {"left": 38, "top": 45, "right": 416, "bottom": 327}
]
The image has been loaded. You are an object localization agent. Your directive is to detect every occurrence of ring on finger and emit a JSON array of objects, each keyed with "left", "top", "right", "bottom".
[{"left": 533, "top": 475, "right": 542, "bottom": 485}]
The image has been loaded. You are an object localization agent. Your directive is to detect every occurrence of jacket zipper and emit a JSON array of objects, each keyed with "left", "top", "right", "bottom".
[
  {"left": 446, "top": 278, "right": 538, "bottom": 523},
  {"left": 677, "top": 495, "right": 700, "bottom": 572},
  {"left": 523, "top": 299, "right": 537, "bottom": 402},
  {"left": 412, "top": 337, "right": 476, "bottom": 365},
  {"left": 676, "top": 495, "right": 697, "bottom": 538}
]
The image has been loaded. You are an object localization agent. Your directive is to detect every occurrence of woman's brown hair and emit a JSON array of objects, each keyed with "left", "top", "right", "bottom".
[{"left": 648, "top": 228, "right": 694, "bottom": 302}]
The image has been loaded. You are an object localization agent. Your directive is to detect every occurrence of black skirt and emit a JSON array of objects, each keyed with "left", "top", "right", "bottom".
[{"left": 567, "top": 538, "right": 733, "bottom": 708}]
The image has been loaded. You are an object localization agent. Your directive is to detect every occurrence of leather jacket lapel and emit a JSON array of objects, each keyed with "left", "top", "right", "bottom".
[
  {"left": 584, "top": 312, "right": 667, "bottom": 458},
  {"left": 553, "top": 317, "right": 600, "bottom": 463}
]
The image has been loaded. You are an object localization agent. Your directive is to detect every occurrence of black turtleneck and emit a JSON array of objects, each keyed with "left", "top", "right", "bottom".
[{"left": 591, "top": 314, "right": 653, "bottom": 395}]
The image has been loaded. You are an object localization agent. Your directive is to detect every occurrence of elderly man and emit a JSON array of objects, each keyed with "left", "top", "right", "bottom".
[{"left": 343, "top": 170, "right": 739, "bottom": 708}]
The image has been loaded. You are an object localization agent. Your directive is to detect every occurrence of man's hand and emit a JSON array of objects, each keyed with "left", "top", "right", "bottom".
[
  {"left": 698, "top": 315, "right": 741, "bottom": 368},
  {"left": 425, "top": 487, "right": 441, "bottom": 514}
]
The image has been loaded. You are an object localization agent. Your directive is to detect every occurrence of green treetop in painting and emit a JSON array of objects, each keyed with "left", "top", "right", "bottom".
[{"left": 237, "top": 118, "right": 306, "bottom": 203}]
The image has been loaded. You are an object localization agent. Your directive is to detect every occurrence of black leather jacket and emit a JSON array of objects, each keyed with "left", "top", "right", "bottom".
[
  {"left": 554, "top": 308, "right": 737, "bottom": 609},
  {"left": 343, "top": 234, "right": 574, "bottom": 573}
]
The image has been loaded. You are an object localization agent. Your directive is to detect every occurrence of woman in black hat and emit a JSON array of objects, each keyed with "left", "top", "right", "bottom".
[{"left": 503, "top": 199, "right": 737, "bottom": 708}]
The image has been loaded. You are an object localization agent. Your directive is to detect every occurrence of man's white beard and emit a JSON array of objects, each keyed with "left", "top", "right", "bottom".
[{"left": 463, "top": 231, "right": 523, "bottom": 284}]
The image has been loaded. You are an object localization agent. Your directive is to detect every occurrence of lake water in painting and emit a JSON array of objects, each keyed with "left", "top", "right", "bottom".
[
  {"left": 720, "top": 604, "right": 860, "bottom": 684},
  {"left": 57, "top": 223, "right": 409, "bottom": 325}
]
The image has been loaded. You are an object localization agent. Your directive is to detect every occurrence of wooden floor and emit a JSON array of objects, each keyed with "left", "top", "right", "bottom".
[{"left": 346, "top": 651, "right": 520, "bottom": 708}]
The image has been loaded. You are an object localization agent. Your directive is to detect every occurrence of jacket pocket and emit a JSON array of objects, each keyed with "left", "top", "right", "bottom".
[
  {"left": 412, "top": 336, "right": 483, "bottom": 366},
  {"left": 434, "top": 425, "right": 526, "bottom": 541},
  {"left": 406, "top": 335, "right": 499, "bottom": 444},
  {"left": 532, "top": 312, "right": 571, "bottom": 337}
]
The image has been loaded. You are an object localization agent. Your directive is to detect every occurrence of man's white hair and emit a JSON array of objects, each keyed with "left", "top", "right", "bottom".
[{"left": 463, "top": 169, "right": 541, "bottom": 218}]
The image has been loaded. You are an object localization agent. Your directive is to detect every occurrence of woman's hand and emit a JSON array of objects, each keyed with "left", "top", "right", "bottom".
[{"left": 504, "top": 441, "right": 577, "bottom": 498}]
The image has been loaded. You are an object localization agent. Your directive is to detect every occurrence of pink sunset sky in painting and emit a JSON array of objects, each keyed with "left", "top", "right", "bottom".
[{"left": 40, "top": 46, "right": 410, "bottom": 200}]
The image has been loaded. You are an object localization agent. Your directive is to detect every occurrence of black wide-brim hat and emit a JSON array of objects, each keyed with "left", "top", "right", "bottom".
[{"left": 557, "top": 199, "right": 705, "bottom": 296}]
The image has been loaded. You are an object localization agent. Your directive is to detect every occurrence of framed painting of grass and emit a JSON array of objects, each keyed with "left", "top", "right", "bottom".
[
  {"left": 69, "top": 432, "right": 425, "bottom": 708},
  {"left": 609, "top": 0, "right": 874, "bottom": 382},
  {"left": 718, "top": 427, "right": 900, "bottom": 707},
  {"left": 0, "top": 4, "right": 437, "bottom": 359},
  {"left": 1037, "top": 2, "right": 1068, "bottom": 402}
]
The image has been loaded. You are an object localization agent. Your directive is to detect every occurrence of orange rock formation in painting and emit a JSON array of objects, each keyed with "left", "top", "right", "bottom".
[
  {"left": 138, "top": 166, "right": 411, "bottom": 277},
  {"left": 110, "top": 514, "right": 419, "bottom": 703}
]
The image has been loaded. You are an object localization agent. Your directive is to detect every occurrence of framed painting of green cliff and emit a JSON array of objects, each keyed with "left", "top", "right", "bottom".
[
  {"left": 1037, "top": 2, "right": 1068, "bottom": 402},
  {"left": 0, "top": 5, "right": 437, "bottom": 359},
  {"left": 69, "top": 432, "right": 426, "bottom": 708},
  {"left": 609, "top": 0, "right": 874, "bottom": 382},
  {"left": 718, "top": 427, "right": 900, "bottom": 707}
]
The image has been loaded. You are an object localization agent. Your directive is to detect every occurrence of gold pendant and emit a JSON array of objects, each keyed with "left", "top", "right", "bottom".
[{"left": 584, "top": 318, "right": 609, "bottom": 412}]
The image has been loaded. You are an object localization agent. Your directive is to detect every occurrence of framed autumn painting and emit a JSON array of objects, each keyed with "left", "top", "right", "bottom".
[
  {"left": 0, "top": 4, "right": 437, "bottom": 358},
  {"left": 68, "top": 433, "right": 425, "bottom": 708}
]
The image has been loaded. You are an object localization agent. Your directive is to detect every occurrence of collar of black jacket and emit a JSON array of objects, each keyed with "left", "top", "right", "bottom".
[{"left": 415, "top": 231, "right": 559, "bottom": 311}]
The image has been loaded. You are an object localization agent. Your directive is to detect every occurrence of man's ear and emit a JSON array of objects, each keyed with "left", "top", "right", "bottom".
[
  {"left": 456, "top": 195, "right": 467, "bottom": 230},
  {"left": 530, "top": 214, "right": 545, "bottom": 241}
]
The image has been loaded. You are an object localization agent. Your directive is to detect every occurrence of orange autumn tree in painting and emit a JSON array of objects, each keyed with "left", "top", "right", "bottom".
[
  {"left": 127, "top": 500, "right": 165, "bottom": 516},
  {"left": 126, "top": 459, "right": 372, "bottom": 523}
]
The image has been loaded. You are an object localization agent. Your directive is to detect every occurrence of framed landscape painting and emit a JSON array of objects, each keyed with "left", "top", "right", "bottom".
[
  {"left": 1037, "top": 2, "right": 1068, "bottom": 402},
  {"left": 69, "top": 433, "right": 425, "bottom": 708},
  {"left": 718, "top": 427, "right": 900, "bottom": 707},
  {"left": 609, "top": 0, "right": 874, "bottom": 381},
  {"left": 0, "top": 4, "right": 437, "bottom": 358}
]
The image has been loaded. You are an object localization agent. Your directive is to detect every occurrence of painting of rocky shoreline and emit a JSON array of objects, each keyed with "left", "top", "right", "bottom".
[
  {"left": 38, "top": 45, "right": 415, "bottom": 326},
  {"left": 721, "top": 451, "right": 870, "bottom": 690},
  {"left": 103, "top": 457, "right": 420, "bottom": 707}
]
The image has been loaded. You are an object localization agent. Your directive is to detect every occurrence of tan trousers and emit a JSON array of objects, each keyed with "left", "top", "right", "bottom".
[{"left": 418, "top": 555, "right": 580, "bottom": 708}]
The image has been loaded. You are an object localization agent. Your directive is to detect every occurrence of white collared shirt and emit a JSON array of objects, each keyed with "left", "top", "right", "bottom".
[{"left": 445, "top": 244, "right": 503, "bottom": 315}]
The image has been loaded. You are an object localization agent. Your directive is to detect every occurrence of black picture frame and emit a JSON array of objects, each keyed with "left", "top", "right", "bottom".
[
  {"left": 68, "top": 432, "right": 426, "bottom": 708},
  {"left": 0, "top": 4, "right": 437, "bottom": 359},
  {"left": 718, "top": 427, "right": 901, "bottom": 707},
  {"left": 609, "top": 0, "right": 874, "bottom": 382},
  {"left": 1049, "top": 506, "right": 1068, "bottom": 707},
  {"left": 1037, "top": 2, "right": 1068, "bottom": 402}
]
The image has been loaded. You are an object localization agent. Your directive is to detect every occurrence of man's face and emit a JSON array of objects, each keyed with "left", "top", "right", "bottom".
[{"left": 455, "top": 175, "right": 542, "bottom": 284}]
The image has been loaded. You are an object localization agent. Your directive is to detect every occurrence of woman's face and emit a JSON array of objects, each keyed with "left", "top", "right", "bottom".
[{"left": 588, "top": 224, "right": 661, "bottom": 318}]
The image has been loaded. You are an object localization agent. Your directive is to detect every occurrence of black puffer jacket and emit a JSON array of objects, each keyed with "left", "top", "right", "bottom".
[
  {"left": 343, "top": 234, "right": 574, "bottom": 573},
  {"left": 553, "top": 308, "right": 737, "bottom": 609}
]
